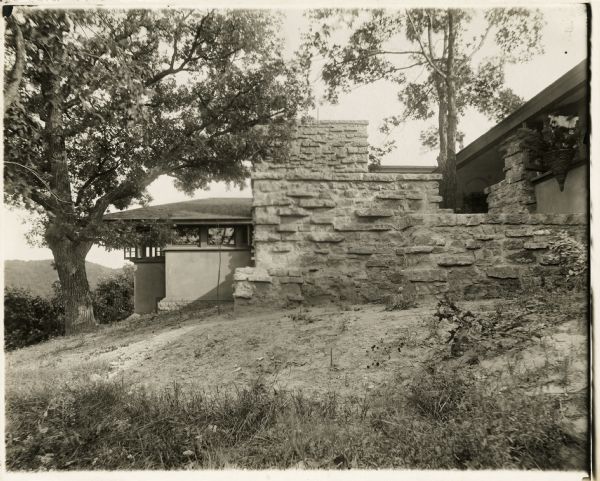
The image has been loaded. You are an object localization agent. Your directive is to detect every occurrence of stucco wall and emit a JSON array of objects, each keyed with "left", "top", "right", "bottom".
[
  {"left": 159, "top": 248, "right": 252, "bottom": 310},
  {"left": 134, "top": 260, "right": 165, "bottom": 314},
  {"left": 534, "top": 164, "right": 588, "bottom": 214}
]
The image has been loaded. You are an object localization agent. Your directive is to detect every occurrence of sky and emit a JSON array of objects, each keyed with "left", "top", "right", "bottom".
[{"left": 2, "top": 5, "right": 589, "bottom": 268}]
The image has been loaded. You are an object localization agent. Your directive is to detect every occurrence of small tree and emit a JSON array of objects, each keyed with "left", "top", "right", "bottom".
[
  {"left": 304, "top": 8, "right": 544, "bottom": 209},
  {"left": 4, "top": 9, "right": 309, "bottom": 334}
]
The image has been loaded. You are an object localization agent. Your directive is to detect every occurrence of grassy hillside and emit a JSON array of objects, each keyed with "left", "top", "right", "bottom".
[
  {"left": 5, "top": 294, "right": 589, "bottom": 471},
  {"left": 4, "top": 259, "right": 121, "bottom": 297}
]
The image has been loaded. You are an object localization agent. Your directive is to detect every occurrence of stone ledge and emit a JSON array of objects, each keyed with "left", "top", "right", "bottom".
[
  {"left": 397, "top": 245, "right": 435, "bottom": 254},
  {"left": 437, "top": 256, "right": 474, "bottom": 267},
  {"left": 406, "top": 269, "right": 448, "bottom": 282},
  {"left": 299, "top": 199, "right": 337, "bottom": 209},
  {"left": 347, "top": 247, "right": 376, "bottom": 255},
  {"left": 334, "top": 223, "right": 394, "bottom": 232},
  {"left": 486, "top": 266, "right": 521, "bottom": 279},
  {"left": 355, "top": 208, "right": 394, "bottom": 217},
  {"left": 308, "top": 233, "right": 345, "bottom": 243},
  {"left": 157, "top": 298, "right": 194, "bottom": 311}
]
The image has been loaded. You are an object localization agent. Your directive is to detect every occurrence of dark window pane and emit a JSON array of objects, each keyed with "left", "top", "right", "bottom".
[
  {"left": 208, "top": 227, "right": 235, "bottom": 246},
  {"left": 173, "top": 226, "right": 201, "bottom": 245}
]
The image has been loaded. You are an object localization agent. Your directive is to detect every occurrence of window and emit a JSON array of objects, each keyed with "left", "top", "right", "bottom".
[
  {"left": 123, "top": 246, "right": 164, "bottom": 260},
  {"left": 208, "top": 227, "right": 236, "bottom": 246},
  {"left": 173, "top": 225, "right": 201, "bottom": 246}
]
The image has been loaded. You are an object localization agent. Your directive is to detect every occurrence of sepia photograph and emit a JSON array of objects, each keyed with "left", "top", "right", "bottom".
[{"left": 1, "top": 1, "right": 593, "bottom": 477}]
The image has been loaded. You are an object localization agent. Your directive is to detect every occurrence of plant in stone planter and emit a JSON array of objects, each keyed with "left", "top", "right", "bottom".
[{"left": 527, "top": 115, "right": 581, "bottom": 190}]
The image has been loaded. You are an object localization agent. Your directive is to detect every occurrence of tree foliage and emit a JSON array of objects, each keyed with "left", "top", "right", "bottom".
[
  {"left": 4, "top": 8, "right": 309, "bottom": 333},
  {"left": 303, "top": 8, "right": 544, "bottom": 208},
  {"left": 4, "top": 287, "right": 64, "bottom": 350},
  {"left": 92, "top": 265, "right": 135, "bottom": 324}
]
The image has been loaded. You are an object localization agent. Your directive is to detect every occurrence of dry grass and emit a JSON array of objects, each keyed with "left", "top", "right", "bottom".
[{"left": 4, "top": 293, "right": 590, "bottom": 471}]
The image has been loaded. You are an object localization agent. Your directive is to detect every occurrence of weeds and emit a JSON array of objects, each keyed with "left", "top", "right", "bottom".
[
  {"left": 384, "top": 294, "right": 416, "bottom": 311},
  {"left": 5, "top": 364, "right": 587, "bottom": 471}
]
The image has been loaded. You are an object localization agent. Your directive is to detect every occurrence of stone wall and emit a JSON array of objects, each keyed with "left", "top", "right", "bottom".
[
  {"left": 485, "top": 130, "right": 537, "bottom": 214},
  {"left": 234, "top": 211, "right": 586, "bottom": 308},
  {"left": 233, "top": 122, "right": 587, "bottom": 309}
]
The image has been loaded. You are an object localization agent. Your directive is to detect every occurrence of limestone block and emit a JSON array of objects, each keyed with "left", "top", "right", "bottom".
[
  {"left": 397, "top": 246, "right": 435, "bottom": 254},
  {"left": 254, "top": 211, "right": 280, "bottom": 225},
  {"left": 465, "top": 240, "right": 482, "bottom": 250},
  {"left": 288, "top": 268, "right": 303, "bottom": 277},
  {"left": 366, "top": 257, "right": 393, "bottom": 268},
  {"left": 288, "top": 171, "right": 333, "bottom": 181},
  {"left": 280, "top": 276, "right": 304, "bottom": 284},
  {"left": 486, "top": 266, "right": 520, "bottom": 279},
  {"left": 524, "top": 241, "right": 549, "bottom": 250},
  {"left": 278, "top": 207, "right": 310, "bottom": 217},
  {"left": 272, "top": 244, "right": 292, "bottom": 253},
  {"left": 310, "top": 216, "right": 335, "bottom": 224},
  {"left": 395, "top": 216, "right": 415, "bottom": 230},
  {"left": 539, "top": 253, "right": 560, "bottom": 266},
  {"left": 503, "top": 213, "right": 532, "bottom": 224},
  {"left": 354, "top": 208, "right": 394, "bottom": 217},
  {"left": 233, "top": 271, "right": 250, "bottom": 281},
  {"left": 252, "top": 172, "right": 284, "bottom": 180},
  {"left": 334, "top": 223, "right": 393, "bottom": 232},
  {"left": 254, "top": 231, "right": 281, "bottom": 242},
  {"left": 267, "top": 268, "right": 287, "bottom": 276},
  {"left": 299, "top": 199, "right": 337, "bottom": 209},
  {"left": 248, "top": 269, "right": 273, "bottom": 283},
  {"left": 532, "top": 229, "right": 552, "bottom": 236},
  {"left": 503, "top": 239, "right": 524, "bottom": 250},
  {"left": 474, "top": 234, "right": 495, "bottom": 241},
  {"left": 346, "top": 247, "right": 375, "bottom": 255},
  {"left": 233, "top": 282, "right": 254, "bottom": 299},
  {"left": 376, "top": 192, "right": 406, "bottom": 200},
  {"left": 504, "top": 228, "right": 533, "bottom": 237},
  {"left": 276, "top": 225, "right": 297, "bottom": 233},
  {"left": 308, "top": 232, "right": 345, "bottom": 243},
  {"left": 286, "top": 190, "right": 317, "bottom": 198},
  {"left": 437, "top": 256, "right": 474, "bottom": 267},
  {"left": 406, "top": 269, "right": 448, "bottom": 282},
  {"left": 506, "top": 250, "right": 536, "bottom": 264},
  {"left": 252, "top": 197, "right": 292, "bottom": 208}
]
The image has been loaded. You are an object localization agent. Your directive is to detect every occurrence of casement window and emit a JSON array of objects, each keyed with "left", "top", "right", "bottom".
[
  {"left": 173, "top": 225, "right": 202, "bottom": 246},
  {"left": 124, "top": 246, "right": 163, "bottom": 260},
  {"left": 207, "top": 226, "right": 236, "bottom": 246}
]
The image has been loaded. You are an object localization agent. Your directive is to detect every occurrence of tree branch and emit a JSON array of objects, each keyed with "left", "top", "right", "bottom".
[{"left": 405, "top": 10, "right": 446, "bottom": 79}]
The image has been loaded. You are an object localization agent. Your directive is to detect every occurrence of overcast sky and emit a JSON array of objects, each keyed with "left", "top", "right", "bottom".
[{"left": 2, "top": 5, "right": 588, "bottom": 268}]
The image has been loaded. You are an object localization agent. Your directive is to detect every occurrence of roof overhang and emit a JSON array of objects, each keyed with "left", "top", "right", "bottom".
[{"left": 457, "top": 59, "right": 589, "bottom": 170}]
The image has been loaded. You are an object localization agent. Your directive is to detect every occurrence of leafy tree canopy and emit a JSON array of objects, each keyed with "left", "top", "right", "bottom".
[
  {"left": 303, "top": 8, "right": 544, "bottom": 162},
  {"left": 5, "top": 8, "right": 309, "bottom": 246},
  {"left": 4, "top": 8, "right": 310, "bottom": 332}
]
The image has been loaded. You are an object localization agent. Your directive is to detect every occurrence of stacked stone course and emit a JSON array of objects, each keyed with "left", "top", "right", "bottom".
[
  {"left": 233, "top": 121, "right": 587, "bottom": 309},
  {"left": 485, "top": 129, "right": 538, "bottom": 214}
]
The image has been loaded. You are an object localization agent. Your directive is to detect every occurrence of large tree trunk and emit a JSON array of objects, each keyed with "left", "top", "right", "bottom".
[
  {"left": 40, "top": 16, "right": 97, "bottom": 335},
  {"left": 47, "top": 235, "right": 97, "bottom": 335},
  {"left": 442, "top": 10, "right": 458, "bottom": 211}
]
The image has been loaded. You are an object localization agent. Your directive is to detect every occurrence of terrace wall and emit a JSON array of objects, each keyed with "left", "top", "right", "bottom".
[{"left": 233, "top": 122, "right": 587, "bottom": 309}]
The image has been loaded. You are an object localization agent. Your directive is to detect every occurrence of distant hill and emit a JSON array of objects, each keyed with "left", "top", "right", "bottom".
[{"left": 4, "top": 260, "right": 122, "bottom": 298}]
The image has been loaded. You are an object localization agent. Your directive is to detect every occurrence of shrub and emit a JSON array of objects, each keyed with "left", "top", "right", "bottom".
[
  {"left": 3, "top": 287, "right": 64, "bottom": 350},
  {"left": 549, "top": 231, "right": 587, "bottom": 289},
  {"left": 92, "top": 266, "right": 134, "bottom": 324}
]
